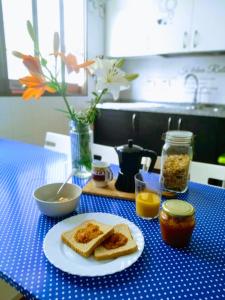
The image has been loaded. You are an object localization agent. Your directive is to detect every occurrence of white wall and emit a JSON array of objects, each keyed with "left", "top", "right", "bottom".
[
  {"left": 0, "top": 1, "right": 104, "bottom": 146},
  {"left": 122, "top": 54, "right": 225, "bottom": 105}
]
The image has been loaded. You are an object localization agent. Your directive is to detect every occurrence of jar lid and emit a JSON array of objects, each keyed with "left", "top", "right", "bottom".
[
  {"left": 165, "top": 131, "right": 193, "bottom": 145},
  {"left": 162, "top": 199, "right": 195, "bottom": 217}
]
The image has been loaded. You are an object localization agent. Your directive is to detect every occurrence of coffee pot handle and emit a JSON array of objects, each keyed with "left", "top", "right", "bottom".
[{"left": 141, "top": 150, "right": 157, "bottom": 172}]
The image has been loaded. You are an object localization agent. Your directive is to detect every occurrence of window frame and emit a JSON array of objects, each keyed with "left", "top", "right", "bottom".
[
  {"left": 0, "top": 0, "right": 88, "bottom": 97},
  {"left": 0, "top": 0, "right": 10, "bottom": 95}
]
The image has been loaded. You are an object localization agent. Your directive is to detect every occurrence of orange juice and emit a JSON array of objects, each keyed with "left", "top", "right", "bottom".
[{"left": 136, "top": 191, "right": 160, "bottom": 218}]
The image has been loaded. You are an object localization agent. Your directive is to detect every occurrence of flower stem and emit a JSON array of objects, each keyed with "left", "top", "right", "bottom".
[{"left": 62, "top": 92, "right": 74, "bottom": 119}]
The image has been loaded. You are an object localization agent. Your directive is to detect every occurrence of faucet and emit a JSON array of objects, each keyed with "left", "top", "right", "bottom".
[{"left": 184, "top": 73, "right": 199, "bottom": 109}]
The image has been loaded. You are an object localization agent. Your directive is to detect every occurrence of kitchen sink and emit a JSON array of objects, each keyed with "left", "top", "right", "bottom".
[
  {"left": 194, "top": 104, "right": 225, "bottom": 112},
  {"left": 159, "top": 103, "right": 225, "bottom": 112}
]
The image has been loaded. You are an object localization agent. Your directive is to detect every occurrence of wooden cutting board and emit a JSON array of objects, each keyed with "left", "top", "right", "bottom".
[{"left": 82, "top": 179, "right": 135, "bottom": 201}]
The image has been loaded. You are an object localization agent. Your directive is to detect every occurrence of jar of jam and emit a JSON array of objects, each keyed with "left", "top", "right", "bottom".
[
  {"left": 159, "top": 199, "right": 195, "bottom": 248},
  {"left": 160, "top": 130, "right": 193, "bottom": 193}
]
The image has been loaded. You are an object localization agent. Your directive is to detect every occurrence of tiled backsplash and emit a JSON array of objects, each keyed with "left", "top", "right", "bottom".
[{"left": 122, "top": 54, "right": 225, "bottom": 105}]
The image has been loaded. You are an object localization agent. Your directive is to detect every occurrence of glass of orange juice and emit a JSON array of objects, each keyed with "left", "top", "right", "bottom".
[{"left": 135, "top": 172, "right": 161, "bottom": 220}]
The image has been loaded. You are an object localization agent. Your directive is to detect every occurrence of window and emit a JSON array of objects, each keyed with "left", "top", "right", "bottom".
[{"left": 0, "top": 0, "right": 86, "bottom": 96}]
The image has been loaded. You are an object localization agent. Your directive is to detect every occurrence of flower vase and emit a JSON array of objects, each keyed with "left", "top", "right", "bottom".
[{"left": 70, "top": 120, "right": 93, "bottom": 178}]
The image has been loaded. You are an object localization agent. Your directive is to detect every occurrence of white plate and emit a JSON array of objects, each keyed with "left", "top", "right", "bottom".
[{"left": 43, "top": 212, "right": 145, "bottom": 276}]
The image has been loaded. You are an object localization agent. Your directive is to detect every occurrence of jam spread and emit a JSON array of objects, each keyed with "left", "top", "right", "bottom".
[
  {"left": 74, "top": 223, "right": 103, "bottom": 243},
  {"left": 160, "top": 212, "right": 195, "bottom": 248},
  {"left": 159, "top": 200, "right": 195, "bottom": 248},
  {"left": 102, "top": 233, "right": 128, "bottom": 250}
]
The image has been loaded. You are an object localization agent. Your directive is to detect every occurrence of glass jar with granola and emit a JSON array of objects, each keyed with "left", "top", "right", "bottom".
[{"left": 160, "top": 130, "right": 193, "bottom": 193}]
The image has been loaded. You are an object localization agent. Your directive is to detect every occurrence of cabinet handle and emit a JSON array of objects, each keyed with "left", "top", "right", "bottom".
[
  {"left": 177, "top": 118, "right": 182, "bottom": 130},
  {"left": 132, "top": 113, "right": 136, "bottom": 131},
  {"left": 167, "top": 117, "right": 172, "bottom": 131},
  {"left": 193, "top": 30, "right": 199, "bottom": 48},
  {"left": 183, "top": 31, "right": 188, "bottom": 48}
]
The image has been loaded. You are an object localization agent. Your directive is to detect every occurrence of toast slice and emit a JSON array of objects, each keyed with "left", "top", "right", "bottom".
[
  {"left": 94, "top": 223, "right": 138, "bottom": 260},
  {"left": 61, "top": 219, "right": 114, "bottom": 257}
]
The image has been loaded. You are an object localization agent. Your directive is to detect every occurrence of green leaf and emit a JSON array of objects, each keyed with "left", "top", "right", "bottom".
[
  {"left": 70, "top": 105, "right": 75, "bottom": 113},
  {"left": 115, "top": 58, "right": 125, "bottom": 68},
  {"left": 55, "top": 108, "right": 69, "bottom": 114},
  {"left": 41, "top": 58, "right": 47, "bottom": 66},
  {"left": 125, "top": 73, "right": 139, "bottom": 81},
  {"left": 47, "top": 82, "right": 58, "bottom": 91},
  {"left": 27, "top": 20, "right": 35, "bottom": 42}
]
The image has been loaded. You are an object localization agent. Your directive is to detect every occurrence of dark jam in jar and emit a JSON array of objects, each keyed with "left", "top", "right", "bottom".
[{"left": 159, "top": 200, "right": 195, "bottom": 248}]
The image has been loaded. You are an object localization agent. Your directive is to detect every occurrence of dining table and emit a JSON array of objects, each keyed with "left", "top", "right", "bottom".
[{"left": 0, "top": 138, "right": 225, "bottom": 300}]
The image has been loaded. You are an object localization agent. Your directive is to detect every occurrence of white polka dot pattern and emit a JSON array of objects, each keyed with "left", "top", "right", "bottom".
[{"left": 0, "top": 139, "right": 225, "bottom": 300}]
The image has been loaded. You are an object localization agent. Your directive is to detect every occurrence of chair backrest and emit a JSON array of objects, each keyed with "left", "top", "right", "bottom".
[
  {"left": 141, "top": 156, "right": 161, "bottom": 173},
  {"left": 92, "top": 143, "right": 118, "bottom": 165},
  {"left": 151, "top": 156, "right": 225, "bottom": 187},
  {"left": 190, "top": 161, "right": 225, "bottom": 187},
  {"left": 44, "top": 132, "right": 72, "bottom": 179},
  {"left": 44, "top": 132, "right": 71, "bottom": 156},
  {"left": 154, "top": 156, "right": 161, "bottom": 171},
  {"left": 44, "top": 137, "right": 118, "bottom": 165}
]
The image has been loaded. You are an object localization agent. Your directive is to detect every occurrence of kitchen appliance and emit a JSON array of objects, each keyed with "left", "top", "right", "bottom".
[{"left": 115, "top": 139, "right": 157, "bottom": 193}]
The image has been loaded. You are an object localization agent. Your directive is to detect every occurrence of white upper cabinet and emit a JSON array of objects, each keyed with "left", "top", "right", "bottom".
[
  {"left": 190, "top": 0, "right": 225, "bottom": 52},
  {"left": 149, "top": 0, "right": 194, "bottom": 54},
  {"left": 105, "top": 0, "right": 154, "bottom": 57},
  {"left": 105, "top": 0, "right": 225, "bottom": 57}
]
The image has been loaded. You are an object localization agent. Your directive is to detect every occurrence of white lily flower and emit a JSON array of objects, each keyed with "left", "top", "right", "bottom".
[{"left": 90, "top": 58, "right": 130, "bottom": 100}]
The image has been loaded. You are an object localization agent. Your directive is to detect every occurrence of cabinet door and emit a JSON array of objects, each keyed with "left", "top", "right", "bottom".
[
  {"left": 94, "top": 109, "right": 139, "bottom": 146},
  {"left": 105, "top": 0, "right": 154, "bottom": 57},
  {"left": 149, "top": 0, "right": 194, "bottom": 54},
  {"left": 137, "top": 112, "right": 176, "bottom": 155},
  {"left": 138, "top": 112, "right": 221, "bottom": 164},
  {"left": 178, "top": 115, "right": 219, "bottom": 164},
  {"left": 216, "top": 118, "right": 225, "bottom": 162},
  {"left": 191, "top": 0, "right": 225, "bottom": 52}
]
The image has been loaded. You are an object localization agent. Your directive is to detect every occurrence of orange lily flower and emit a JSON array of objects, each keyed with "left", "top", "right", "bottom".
[
  {"left": 13, "top": 51, "right": 43, "bottom": 76},
  {"left": 60, "top": 53, "right": 94, "bottom": 74},
  {"left": 19, "top": 75, "right": 56, "bottom": 100},
  {"left": 22, "top": 55, "right": 43, "bottom": 76}
]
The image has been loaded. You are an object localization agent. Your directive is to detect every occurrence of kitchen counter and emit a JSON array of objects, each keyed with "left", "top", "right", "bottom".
[
  {"left": 94, "top": 104, "right": 225, "bottom": 163},
  {"left": 97, "top": 102, "right": 225, "bottom": 118}
]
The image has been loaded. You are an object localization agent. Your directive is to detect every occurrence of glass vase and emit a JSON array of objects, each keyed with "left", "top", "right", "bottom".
[{"left": 70, "top": 120, "right": 93, "bottom": 178}]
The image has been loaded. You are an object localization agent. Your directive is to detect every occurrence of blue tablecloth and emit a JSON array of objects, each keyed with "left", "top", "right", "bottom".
[{"left": 0, "top": 139, "right": 225, "bottom": 300}]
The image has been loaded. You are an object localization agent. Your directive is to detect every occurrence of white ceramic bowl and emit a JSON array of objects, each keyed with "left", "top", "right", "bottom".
[{"left": 33, "top": 183, "right": 82, "bottom": 217}]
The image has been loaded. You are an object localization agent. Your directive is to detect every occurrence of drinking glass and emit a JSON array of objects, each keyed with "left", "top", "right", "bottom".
[{"left": 135, "top": 171, "right": 161, "bottom": 220}]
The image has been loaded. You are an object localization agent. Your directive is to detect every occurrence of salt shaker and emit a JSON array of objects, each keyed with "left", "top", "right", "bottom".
[{"left": 160, "top": 130, "right": 193, "bottom": 193}]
